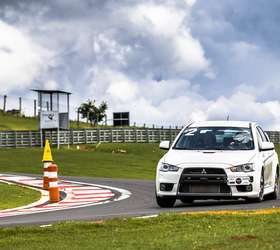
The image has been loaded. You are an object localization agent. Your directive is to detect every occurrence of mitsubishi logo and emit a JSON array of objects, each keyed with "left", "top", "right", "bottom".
[{"left": 201, "top": 168, "right": 207, "bottom": 174}]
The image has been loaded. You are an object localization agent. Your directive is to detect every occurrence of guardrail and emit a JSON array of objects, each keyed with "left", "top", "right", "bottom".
[
  {"left": 0, "top": 129, "right": 279, "bottom": 148},
  {"left": 0, "top": 128, "right": 181, "bottom": 148}
]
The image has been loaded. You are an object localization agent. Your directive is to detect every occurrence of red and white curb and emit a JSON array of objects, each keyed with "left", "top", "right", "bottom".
[{"left": 0, "top": 174, "right": 131, "bottom": 218}]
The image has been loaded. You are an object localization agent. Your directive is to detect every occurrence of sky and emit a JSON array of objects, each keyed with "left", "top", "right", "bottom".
[{"left": 0, "top": 0, "right": 280, "bottom": 129}]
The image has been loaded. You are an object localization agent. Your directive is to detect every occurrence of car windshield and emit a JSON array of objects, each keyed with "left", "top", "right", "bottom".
[{"left": 173, "top": 126, "right": 254, "bottom": 150}]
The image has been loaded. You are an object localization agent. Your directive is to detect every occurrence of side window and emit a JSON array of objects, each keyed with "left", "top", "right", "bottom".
[
  {"left": 256, "top": 127, "right": 268, "bottom": 142},
  {"left": 256, "top": 129, "right": 263, "bottom": 144},
  {"left": 258, "top": 127, "right": 270, "bottom": 142}
]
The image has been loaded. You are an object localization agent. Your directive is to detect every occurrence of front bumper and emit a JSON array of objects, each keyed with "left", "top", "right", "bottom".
[{"left": 156, "top": 166, "right": 259, "bottom": 199}]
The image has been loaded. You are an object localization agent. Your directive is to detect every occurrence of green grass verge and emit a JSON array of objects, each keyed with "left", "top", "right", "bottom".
[
  {"left": 0, "top": 143, "right": 164, "bottom": 180},
  {"left": 0, "top": 212, "right": 279, "bottom": 249},
  {"left": 0, "top": 144, "right": 279, "bottom": 180},
  {"left": 0, "top": 182, "right": 41, "bottom": 210}
]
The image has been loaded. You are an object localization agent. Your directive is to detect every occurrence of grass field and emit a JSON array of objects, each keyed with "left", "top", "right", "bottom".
[
  {"left": 0, "top": 111, "right": 98, "bottom": 131},
  {"left": 0, "top": 182, "right": 40, "bottom": 210},
  {"left": 0, "top": 113, "right": 37, "bottom": 131},
  {"left": 0, "top": 126, "right": 280, "bottom": 249},
  {"left": 0, "top": 143, "right": 163, "bottom": 180},
  {"left": 0, "top": 212, "right": 279, "bottom": 249},
  {"left": 0, "top": 143, "right": 279, "bottom": 180}
]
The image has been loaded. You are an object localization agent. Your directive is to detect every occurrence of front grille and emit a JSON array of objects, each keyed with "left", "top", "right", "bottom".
[
  {"left": 179, "top": 167, "right": 231, "bottom": 194},
  {"left": 179, "top": 183, "right": 231, "bottom": 193}
]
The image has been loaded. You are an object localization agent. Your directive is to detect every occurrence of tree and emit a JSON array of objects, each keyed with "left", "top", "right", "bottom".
[{"left": 78, "top": 100, "right": 108, "bottom": 126}]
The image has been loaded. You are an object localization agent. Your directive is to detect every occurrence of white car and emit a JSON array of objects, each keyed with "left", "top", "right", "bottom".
[{"left": 156, "top": 121, "right": 279, "bottom": 207}]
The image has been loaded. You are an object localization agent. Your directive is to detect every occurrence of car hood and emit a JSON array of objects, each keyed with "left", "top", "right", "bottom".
[{"left": 163, "top": 150, "right": 256, "bottom": 167}]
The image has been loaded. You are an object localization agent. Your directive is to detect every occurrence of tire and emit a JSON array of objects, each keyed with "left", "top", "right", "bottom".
[
  {"left": 180, "top": 197, "right": 194, "bottom": 204},
  {"left": 156, "top": 195, "right": 176, "bottom": 208},
  {"left": 266, "top": 169, "right": 279, "bottom": 200},
  {"left": 247, "top": 168, "right": 265, "bottom": 203}
]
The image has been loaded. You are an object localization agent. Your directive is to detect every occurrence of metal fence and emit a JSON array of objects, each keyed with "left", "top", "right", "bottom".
[
  {"left": 265, "top": 131, "right": 280, "bottom": 144},
  {"left": 0, "top": 128, "right": 181, "bottom": 148},
  {"left": 0, "top": 129, "right": 279, "bottom": 148}
]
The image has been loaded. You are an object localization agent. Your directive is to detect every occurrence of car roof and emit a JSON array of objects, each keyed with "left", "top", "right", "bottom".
[{"left": 189, "top": 120, "right": 255, "bottom": 128}]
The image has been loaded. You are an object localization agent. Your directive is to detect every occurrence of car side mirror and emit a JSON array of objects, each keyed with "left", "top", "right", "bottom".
[
  {"left": 159, "top": 141, "right": 170, "bottom": 150},
  {"left": 259, "top": 141, "right": 274, "bottom": 151}
]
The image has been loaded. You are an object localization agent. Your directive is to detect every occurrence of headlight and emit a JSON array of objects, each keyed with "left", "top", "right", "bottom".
[
  {"left": 230, "top": 163, "right": 254, "bottom": 172},
  {"left": 159, "top": 163, "right": 179, "bottom": 172}
]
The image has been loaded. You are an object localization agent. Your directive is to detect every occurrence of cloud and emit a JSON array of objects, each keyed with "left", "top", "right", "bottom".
[
  {"left": 125, "top": 2, "right": 210, "bottom": 78},
  {"left": 0, "top": 0, "right": 280, "bottom": 130},
  {"left": 129, "top": 4, "right": 186, "bottom": 37},
  {"left": 206, "top": 92, "right": 280, "bottom": 129},
  {"left": 43, "top": 80, "right": 58, "bottom": 90},
  {"left": 0, "top": 20, "right": 52, "bottom": 93},
  {"left": 184, "top": 0, "right": 197, "bottom": 7},
  {"left": 87, "top": 65, "right": 280, "bottom": 129},
  {"left": 190, "top": 0, "right": 280, "bottom": 99},
  {"left": 105, "top": 72, "right": 139, "bottom": 102}
]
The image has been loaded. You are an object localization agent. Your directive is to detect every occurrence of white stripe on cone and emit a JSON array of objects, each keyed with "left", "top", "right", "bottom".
[
  {"left": 49, "top": 181, "right": 58, "bottom": 188},
  {"left": 44, "top": 162, "right": 52, "bottom": 168},
  {"left": 48, "top": 172, "right": 58, "bottom": 178}
]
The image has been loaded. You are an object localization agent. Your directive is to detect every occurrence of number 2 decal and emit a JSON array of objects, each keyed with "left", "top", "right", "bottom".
[{"left": 184, "top": 128, "right": 197, "bottom": 136}]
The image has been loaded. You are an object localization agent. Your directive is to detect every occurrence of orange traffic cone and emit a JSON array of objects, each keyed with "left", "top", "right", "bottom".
[
  {"left": 48, "top": 164, "right": 60, "bottom": 203},
  {"left": 42, "top": 140, "right": 53, "bottom": 190}
]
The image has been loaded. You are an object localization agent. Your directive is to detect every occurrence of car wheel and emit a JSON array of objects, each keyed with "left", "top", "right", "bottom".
[
  {"left": 247, "top": 169, "right": 265, "bottom": 203},
  {"left": 180, "top": 197, "right": 194, "bottom": 204},
  {"left": 266, "top": 169, "right": 279, "bottom": 200},
  {"left": 156, "top": 195, "right": 176, "bottom": 208}
]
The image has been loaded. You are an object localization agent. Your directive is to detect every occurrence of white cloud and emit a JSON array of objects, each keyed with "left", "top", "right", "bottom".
[
  {"left": 130, "top": 4, "right": 186, "bottom": 37},
  {"left": 205, "top": 92, "right": 280, "bottom": 129},
  {"left": 263, "top": 101, "right": 280, "bottom": 130},
  {"left": 0, "top": 20, "right": 52, "bottom": 93},
  {"left": 44, "top": 80, "right": 57, "bottom": 89},
  {"left": 1, "top": 0, "right": 280, "bottom": 130},
  {"left": 184, "top": 0, "right": 197, "bottom": 7},
  {"left": 173, "top": 29, "right": 209, "bottom": 75},
  {"left": 106, "top": 76, "right": 138, "bottom": 102},
  {"left": 93, "top": 33, "right": 131, "bottom": 68},
  {"left": 126, "top": 3, "right": 210, "bottom": 77},
  {"left": 88, "top": 67, "right": 280, "bottom": 129}
]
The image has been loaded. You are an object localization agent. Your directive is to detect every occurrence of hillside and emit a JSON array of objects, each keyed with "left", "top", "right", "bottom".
[{"left": 0, "top": 111, "right": 93, "bottom": 131}]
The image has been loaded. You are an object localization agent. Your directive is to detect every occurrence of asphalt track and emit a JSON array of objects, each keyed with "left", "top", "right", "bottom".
[{"left": 0, "top": 175, "right": 280, "bottom": 227}]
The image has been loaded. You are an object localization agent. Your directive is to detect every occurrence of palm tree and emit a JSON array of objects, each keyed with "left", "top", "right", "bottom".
[{"left": 78, "top": 100, "right": 108, "bottom": 126}]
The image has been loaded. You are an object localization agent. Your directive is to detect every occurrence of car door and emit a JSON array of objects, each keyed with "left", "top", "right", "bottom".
[{"left": 256, "top": 126, "right": 274, "bottom": 187}]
